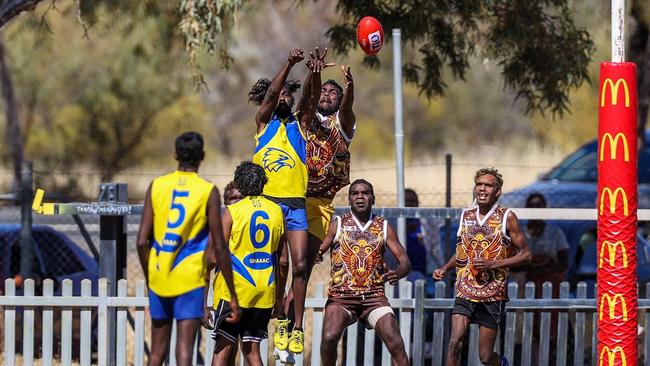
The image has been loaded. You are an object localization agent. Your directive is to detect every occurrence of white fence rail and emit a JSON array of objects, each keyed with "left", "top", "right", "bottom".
[
  {"left": 2, "top": 278, "right": 148, "bottom": 366},
  {"left": 3, "top": 278, "right": 648, "bottom": 366},
  {"left": 3, "top": 277, "right": 405, "bottom": 366},
  {"left": 1, "top": 278, "right": 416, "bottom": 366}
]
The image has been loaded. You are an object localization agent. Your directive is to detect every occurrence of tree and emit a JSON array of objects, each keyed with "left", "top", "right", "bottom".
[
  {"left": 311, "top": 1, "right": 594, "bottom": 117},
  {"left": 0, "top": 1, "right": 241, "bottom": 195},
  {"left": 1, "top": 1, "right": 646, "bottom": 197},
  {"left": 0, "top": 0, "right": 240, "bottom": 83},
  {"left": 2, "top": 3, "right": 208, "bottom": 198},
  {"left": 0, "top": 37, "right": 22, "bottom": 190},
  {"left": 2, "top": 1, "right": 596, "bottom": 117}
]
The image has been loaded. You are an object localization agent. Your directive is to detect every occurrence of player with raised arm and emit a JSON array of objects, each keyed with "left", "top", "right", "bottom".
[
  {"left": 250, "top": 48, "right": 328, "bottom": 355},
  {"left": 273, "top": 51, "right": 356, "bottom": 363}
]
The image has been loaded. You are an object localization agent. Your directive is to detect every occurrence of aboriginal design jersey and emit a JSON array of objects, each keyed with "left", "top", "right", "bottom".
[
  {"left": 214, "top": 196, "right": 284, "bottom": 308},
  {"left": 454, "top": 205, "right": 512, "bottom": 302},
  {"left": 306, "top": 112, "right": 352, "bottom": 199},
  {"left": 253, "top": 113, "right": 308, "bottom": 199},
  {"left": 148, "top": 171, "right": 213, "bottom": 297},
  {"left": 328, "top": 212, "right": 387, "bottom": 298}
]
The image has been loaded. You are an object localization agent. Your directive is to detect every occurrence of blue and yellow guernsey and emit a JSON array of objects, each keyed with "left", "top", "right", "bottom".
[
  {"left": 149, "top": 171, "right": 214, "bottom": 297},
  {"left": 214, "top": 196, "right": 284, "bottom": 308},
  {"left": 253, "top": 114, "right": 308, "bottom": 199}
]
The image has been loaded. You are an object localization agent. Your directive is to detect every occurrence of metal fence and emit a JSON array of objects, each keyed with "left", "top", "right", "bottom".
[
  {"left": 3, "top": 201, "right": 650, "bottom": 365},
  {"left": 3, "top": 277, "right": 648, "bottom": 366}
]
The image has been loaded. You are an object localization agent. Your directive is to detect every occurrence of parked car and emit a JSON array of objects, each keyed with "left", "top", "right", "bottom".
[
  {"left": 0, "top": 224, "right": 99, "bottom": 358},
  {"left": 499, "top": 129, "right": 650, "bottom": 211},
  {"left": 495, "top": 130, "right": 650, "bottom": 294},
  {"left": 0, "top": 224, "right": 98, "bottom": 295}
]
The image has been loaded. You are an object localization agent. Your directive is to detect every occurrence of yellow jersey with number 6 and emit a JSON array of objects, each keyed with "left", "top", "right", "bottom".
[
  {"left": 214, "top": 196, "right": 284, "bottom": 308},
  {"left": 149, "top": 171, "right": 214, "bottom": 297}
]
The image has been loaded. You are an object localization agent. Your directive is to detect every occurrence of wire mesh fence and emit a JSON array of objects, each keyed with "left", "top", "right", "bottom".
[
  {"left": 2, "top": 151, "right": 645, "bottom": 364},
  {"left": 0, "top": 155, "right": 565, "bottom": 206},
  {"left": 3, "top": 202, "right": 650, "bottom": 364}
]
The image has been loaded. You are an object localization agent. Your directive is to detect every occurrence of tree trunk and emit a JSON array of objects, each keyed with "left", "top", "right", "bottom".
[{"left": 0, "top": 37, "right": 23, "bottom": 190}]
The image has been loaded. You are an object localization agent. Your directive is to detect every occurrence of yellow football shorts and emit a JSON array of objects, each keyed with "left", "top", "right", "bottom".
[{"left": 306, "top": 197, "right": 335, "bottom": 241}]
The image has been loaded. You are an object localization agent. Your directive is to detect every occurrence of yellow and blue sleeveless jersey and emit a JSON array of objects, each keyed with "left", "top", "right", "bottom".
[
  {"left": 253, "top": 114, "right": 308, "bottom": 198},
  {"left": 214, "top": 196, "right": 284, "bottom": 308},
  {"left": 148, "top": 171, "right": 214, "bottom": 297}
]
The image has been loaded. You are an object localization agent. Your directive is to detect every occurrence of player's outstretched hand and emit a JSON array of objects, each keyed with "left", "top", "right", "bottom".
[
  {"left": 288, "top": 48, "right": 304, "bottom": 66},
  {"left": 225, "top": 299, "right": 241, "bottom": 323},
  {"left": 383, "top": 270, "right": 399, "bottom": 285},
  {"left": 308, "top": 47, "right": 335, "bottom": 71},
  {"left": 202, "top": 306, "right": 214, "bottom": 329},
  {"left": 341, "top": 65, "right": 353, "bottom": 86},
  {"left": 432, "top": 268, "right": 446, "bottom": 280}
]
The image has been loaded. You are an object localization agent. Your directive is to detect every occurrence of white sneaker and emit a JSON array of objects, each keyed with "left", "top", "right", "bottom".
[{"left": 272, "top": 347, "right": 295, "bottom": 364}]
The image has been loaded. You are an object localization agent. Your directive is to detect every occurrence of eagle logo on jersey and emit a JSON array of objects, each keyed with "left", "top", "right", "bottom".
[{"left": 262, "top": 147, "right": 296, "bottom": 172}]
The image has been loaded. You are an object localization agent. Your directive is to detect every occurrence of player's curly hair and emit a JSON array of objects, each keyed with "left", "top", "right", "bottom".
[
  {"left": 234, "top": 161, "right": 267, "bottom": 197},
  {"left": 175, "top": 131, "right": 204, "bottom": 167},
  {"left": 349, "top": 178, "right": 375, "bottom": 197},
  {"left": 474, "top": 167, "right": 504, "bottom": 189},
  {"left": 248, "top": 78, "right": 301, "bottom": 106},
  {"left": 223, "top": 181, "right": 237, "bottom": 201},
  {"left": 323, "top": 79, "right": 344, "bottom": 97}
]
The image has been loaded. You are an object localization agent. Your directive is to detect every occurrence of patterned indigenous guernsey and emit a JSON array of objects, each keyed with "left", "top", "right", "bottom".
[
  {"left": 214, "top": 196, "right": 284, "bottom": 308},
  {"left": 328, "top": 212, "right": 387, "bottom": 298},
  {"left": 149, "top": 171, "right": 214, "bottom": 297},
  {"left": 253, "top": 113, "right": 308, "bottom": 199},
  {"left": 306, "top": 112, "right": 352, "bottom": 199},
  {"left": 455, "top": 205, "right": 512, "bottom": 302}
]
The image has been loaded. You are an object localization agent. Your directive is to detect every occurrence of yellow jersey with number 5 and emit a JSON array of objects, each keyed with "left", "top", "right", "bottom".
[
  {"left": 214, "top": 196, "right": 284, "bottom": 308},
  {"left": 149, "top": 171, "right": 214, "bottom": 297}
]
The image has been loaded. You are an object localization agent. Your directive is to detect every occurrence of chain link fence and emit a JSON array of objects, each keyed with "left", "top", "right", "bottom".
[{"left": 5, "top": 153, "right": 619, "bottom": 364}]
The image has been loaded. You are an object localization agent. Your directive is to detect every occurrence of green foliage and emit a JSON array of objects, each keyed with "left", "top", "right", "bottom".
[
  {"left": 178, "top": 0, "right": 241, "bottom": 88},
  {"left": 487, "top": 2, "right": 594, "bottom": 115},
  {"left": 0, "top": 0, "right": 596, "bottom": 115},
  {"left": 308, "top": 0, "right": 594, "bottom": 116},
  {"left": 3, "top": 3, "right": 202, "bottom": 194},
  {"left": 0, "top": 0, "right": 617, "bottom": 199},
  {"left": 76, "top": 0, "right": 241, "bottom": 89}
]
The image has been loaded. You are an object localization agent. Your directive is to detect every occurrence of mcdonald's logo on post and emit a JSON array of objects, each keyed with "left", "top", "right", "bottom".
[
  {"left": 600, "top": 187, "right": 629, "bottom": 216},
  {"left": 601, "top": 78, "right": 630, "bottom": 107},
  {"left": 599, "top": 345, "right": 628, "bottom": 366},
  {"left": 599, "top": 293, "right": 629, "bottom": 321},
  {"left": 600, "top": 133, "right": 630, "bottom": 162},
  {"left": 599, "top": 240, "right": 628, "bottom": 268}
]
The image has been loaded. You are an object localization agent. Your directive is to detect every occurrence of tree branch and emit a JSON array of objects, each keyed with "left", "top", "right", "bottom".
[
  {"left": 0, "top": 0, "right": 45, "bottom": 28},
  {"left": 0, "top": 37, "right": 23, "bottom": 189}
]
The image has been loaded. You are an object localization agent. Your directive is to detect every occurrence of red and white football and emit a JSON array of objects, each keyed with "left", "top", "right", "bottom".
[{"left": 357, "top": 16, "right": 384, "bottom": 55}]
